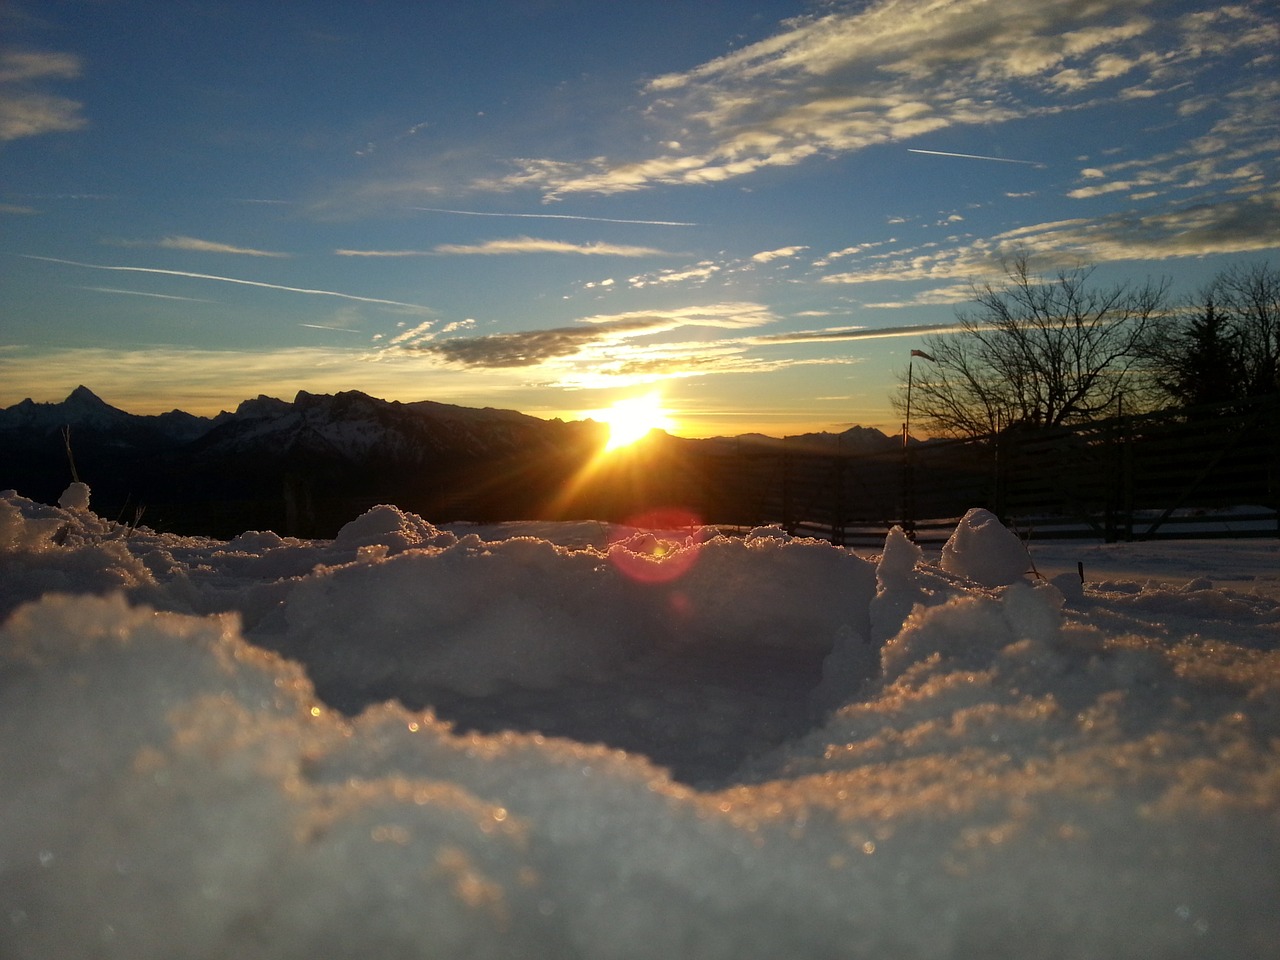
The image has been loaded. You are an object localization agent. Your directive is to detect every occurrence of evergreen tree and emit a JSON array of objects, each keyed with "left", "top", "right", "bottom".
[
  {"left": 1165, "top": 299, "right": 1239, "bottom": 408},
  {"left": 1149, "top": 262, "right": 1278, "bottom": 410}
]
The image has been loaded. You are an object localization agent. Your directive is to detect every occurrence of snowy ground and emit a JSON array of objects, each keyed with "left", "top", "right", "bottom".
[{"left": 2, "top": 485, "right": 1278, "bottom": 958}]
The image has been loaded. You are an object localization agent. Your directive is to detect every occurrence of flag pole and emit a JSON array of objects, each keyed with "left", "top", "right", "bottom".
[{"left": 902, "top": 349, "right": 936, "bottom": 536}]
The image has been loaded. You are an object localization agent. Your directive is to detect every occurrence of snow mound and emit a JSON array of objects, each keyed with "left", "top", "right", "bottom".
[
  {"left": 941, "top": 506, "right": 1032, "bottom": 587},
  {"left": 2, "top": 491, "right": 1279, "bottom": 958}
]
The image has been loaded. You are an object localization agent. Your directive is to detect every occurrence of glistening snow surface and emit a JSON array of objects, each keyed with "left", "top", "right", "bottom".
[{"left": 2, "top": 489, "right": 1278, "bottom": 958}]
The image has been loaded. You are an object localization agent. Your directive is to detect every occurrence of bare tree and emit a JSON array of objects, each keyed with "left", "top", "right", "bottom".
[
  {"left": 1214, "top": 261, "right": 1279, "bottom": 399},
  {"left": 895, "top": 256, "right": 1169, "bottom": 438}
]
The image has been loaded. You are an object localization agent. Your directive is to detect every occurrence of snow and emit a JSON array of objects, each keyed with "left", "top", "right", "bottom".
[{"left": 2, "top": 485, "right": 1278, "bottom": 958}]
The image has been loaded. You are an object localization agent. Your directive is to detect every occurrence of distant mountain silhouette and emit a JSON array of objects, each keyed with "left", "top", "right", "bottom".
[{"left": 0, "top": 388, "right": 904, "bottom": 537}]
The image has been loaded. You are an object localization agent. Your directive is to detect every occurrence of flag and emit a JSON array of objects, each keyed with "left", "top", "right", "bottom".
[{"left": 911, "top": 349, "right": 937, "bottom": 361}]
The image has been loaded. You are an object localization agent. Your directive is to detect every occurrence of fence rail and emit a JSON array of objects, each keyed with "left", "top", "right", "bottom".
[{"left": 702, "top": 396, "right": 1280, "bottom": 545}]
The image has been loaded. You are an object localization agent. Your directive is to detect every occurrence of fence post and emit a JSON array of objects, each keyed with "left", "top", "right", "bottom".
[
  {"left": 993, "top": 429, "right": 1008, "bottom": 522},
  {"left": 782, "top": 453, "right": 794, "bottom": 536}
]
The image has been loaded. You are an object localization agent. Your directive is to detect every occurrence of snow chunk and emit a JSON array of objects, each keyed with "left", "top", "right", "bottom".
[
  {"left": 57, "top": 481, "right": 91, "bottom": 511},
  {"left": 332, "top": 503, "right": 457, "bottom": 553},
  {"left": 940, "top": 507, "right": 1030, "bottom": 587},
  {"left": 745, "top": 524, "right": 790, "bottom": 541}
]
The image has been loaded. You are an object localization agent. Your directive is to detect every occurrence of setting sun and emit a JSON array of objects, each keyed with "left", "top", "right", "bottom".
[{"left": 595, "top": 393, "right": 675, "bottom": 451}]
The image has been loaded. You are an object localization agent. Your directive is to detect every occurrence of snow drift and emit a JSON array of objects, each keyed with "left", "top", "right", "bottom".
[{"left": 2, "top": 492, "right": 1278, "bottom": 958}]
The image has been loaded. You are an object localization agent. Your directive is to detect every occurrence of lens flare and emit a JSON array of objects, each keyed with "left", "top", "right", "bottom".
[{"left": 607, "top": 508, "right": 707, "bottom": 584}]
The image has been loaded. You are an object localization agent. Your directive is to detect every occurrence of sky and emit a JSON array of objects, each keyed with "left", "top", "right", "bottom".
[{"left": 1, "top": 0, "right": 1277, "bottom": 438}]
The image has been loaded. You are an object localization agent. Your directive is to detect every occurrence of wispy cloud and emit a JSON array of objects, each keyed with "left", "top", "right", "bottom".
[
  {"left": 471, "top": 1, "right": 1273, "bottom": 203},
  {"left": 337, "top": 237, "right": 674, "bottom": 257},
  {"left": 1063, "top": 74, "right": 1279, "bottom": 204},
  {"left": 409, "top": 206, "right": 698, "bottom": 227},
  {"left": 0, "top": 48, "right": 85, "bottom": 141},
  {"left": 158, "top": 236, "right": 290, "bottom": 258},
  {"left": 816, "top": 185, "right": 1280, "bottom": 296},
  {"left": 746, "top": 322, "right": 974, "bottom": 346},
  {"left": 430, "top": 236, "right": 674, "bottom": 257},
  {"left": 335, "top": 249, "right": 433, "bottom": 258},
  {"left": 21, "top": 255, "right": 433, "bottom": 312},
  {"left": 391, "top": 302, "right": 773, "bottom": 369},
  {"left": 575, "top": 303, "right": 773, "bottom": 329},
  {"left": 752, "top": 246, "right": 809, "bottom": 263},
  {"left": 0, "top": 50, "right": 80, "bottom": 83},
  {"left": 628, "top": 261, "right": 722, "bottom": 288}
]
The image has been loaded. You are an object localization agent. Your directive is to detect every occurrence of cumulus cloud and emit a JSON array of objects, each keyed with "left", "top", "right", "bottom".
[{"left": 0, "top": 49, "right": 85, "bottom": 141}]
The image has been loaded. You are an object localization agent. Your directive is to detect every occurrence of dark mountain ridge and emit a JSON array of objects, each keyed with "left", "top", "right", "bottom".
[{"left": 1, "top": 387, "right": 899, "bottom": 536}]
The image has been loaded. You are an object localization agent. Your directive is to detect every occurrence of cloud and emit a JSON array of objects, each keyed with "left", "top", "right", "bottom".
[
  {"left": 0, "top": 50, "right": 80, "bottom": 83},
  {"left": 628, "top": 262, "right": 722, "bottom": 288},
  {"left": 0, "top": 49, "right": 85, "bottom": 141},
  {"left": 429, "top": 236, "right": 673, "bottom": 257},
  {"left": 752, "top": 246, "right": 809, "bottom": 263},
  {"left": 746, "top": 322, "right": 974, "bottom": 346},
  {"left": 335, "top": 249, "right": 433, "bottom": 258},
  {"left": 0, "top": 90, "right": 85, "bottom": 140},
  {"left": 818, "top": 187, "right": 1280, "bottom": 292},
  {"left": 862, "top": 284, "right": 980, "bottom": 309},
  {"left": 408, "top": 323, "right": 653, "bottom": 368},
  {"left": 389, "top": 320, "right": 436, "bottom": 346},
  {"left": 575, "top": 303, "right": 773, "bottom": 329},
  {"left": 1001, "top": 189, "right": 1280, "bottom": 262},
  {"left": 21, "top": 255, "right": 434, "bottom": 312},
  {"left": 159, "top": 236, "right": 291, "bottom": 258},
  {"left": 395, "top": 302, "right": 774, "bottom": 369},
  {"left": 409, "top": 206, "right": 698, "bottom": 227},
  {"left": 1062, "top": 74, "right": 1279, "bottom": 204},
  {"left": 481, "top": 0, "right": 1268, "bottom": 200}
]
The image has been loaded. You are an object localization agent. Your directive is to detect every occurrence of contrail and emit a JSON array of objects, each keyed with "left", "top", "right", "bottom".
[
  {"left": 908, "top": 148, "right": 1044, "bottom": 167},
  {"left": 298, "top": 323, "right": 364, "bottom": 333},
  {"left": 409, "top": 206, "right": 698, "bottom": 227},
  {"left": 21, "top": 255, "right": 432, "bottom": 311},
  {"left": 749, "top": 322, "right": 971, "bottom": 345},
  {"left": 78, "top": 286, "right": 215, "bottom": 303}
]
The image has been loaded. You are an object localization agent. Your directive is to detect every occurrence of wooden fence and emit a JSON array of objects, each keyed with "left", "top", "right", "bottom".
[{"left": 702, "top": 396, "right": 1280, "bottom": 546}]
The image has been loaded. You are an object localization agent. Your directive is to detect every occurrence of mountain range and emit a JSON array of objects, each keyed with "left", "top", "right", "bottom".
[{"left": 0, "top": 387, "right": 902, "bottom": 537}]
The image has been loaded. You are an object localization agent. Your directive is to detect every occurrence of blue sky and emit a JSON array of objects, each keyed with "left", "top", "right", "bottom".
[{"left": 2, "top": 0, "right": 1277, "bottom": 437}]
